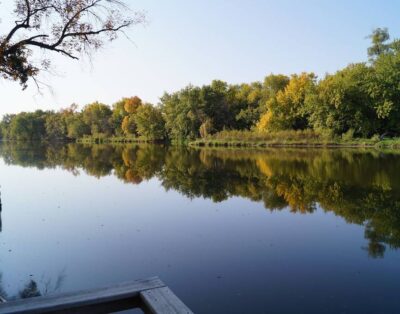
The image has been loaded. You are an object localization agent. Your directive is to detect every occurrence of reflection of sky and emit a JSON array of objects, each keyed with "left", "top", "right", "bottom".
[{"left": 0, "top": 159, "right": 399, "bottom": 313}]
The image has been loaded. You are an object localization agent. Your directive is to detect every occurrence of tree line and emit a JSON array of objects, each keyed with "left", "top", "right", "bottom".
[
  {"left": 0, "top": 98, "right": 165, "bottom": 141},
  {"left": 1, "top": 28, "right": 399, "bottom": 142}
]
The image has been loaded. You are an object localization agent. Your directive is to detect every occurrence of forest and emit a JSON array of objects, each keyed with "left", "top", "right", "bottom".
[{"left": 1, "top": 28, "right": 400, "bottom": 144}]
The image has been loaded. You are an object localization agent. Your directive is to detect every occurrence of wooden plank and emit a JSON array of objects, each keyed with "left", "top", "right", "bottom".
[
  {"left": 140, "top": 286, "right": 193, "bottom": 314},
  {"left": 0, "top": 277, "right": 164, "bottom": 314}
]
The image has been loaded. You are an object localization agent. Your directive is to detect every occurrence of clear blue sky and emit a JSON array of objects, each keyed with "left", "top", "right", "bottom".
[{"left": 0, "top": 0, "right": 399, "bottom": 116}]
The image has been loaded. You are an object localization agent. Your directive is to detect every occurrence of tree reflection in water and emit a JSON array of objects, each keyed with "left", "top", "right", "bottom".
[
  {"left": 0, "top": 270, "right": 66, "bottom": 301},
  {"left": 0, "top": 274, "right": 6, "bottom": 302},
  {"left": 19, "top": 280, "right": 41, "bottom": 299},
  {"left": 1, "top": 142, "right": 400, "bottom": 258}
]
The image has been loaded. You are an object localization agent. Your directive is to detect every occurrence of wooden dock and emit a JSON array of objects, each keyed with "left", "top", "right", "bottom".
[{"left": 0, "top": 277, "right": 193, "bottom": 313}]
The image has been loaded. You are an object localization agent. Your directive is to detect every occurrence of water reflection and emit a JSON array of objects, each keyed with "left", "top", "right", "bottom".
[
  {"left": 0, "top": 274, "right": 6, "bottom": 302},
  {"left": 19, "top": 280, "right": 41, "bottom": 299},
  {"left": 0, "top": 142, "right": 399, "bottom": 258},
  {"left": 0, "top": 270, "right": 66, "bottom": 301}
]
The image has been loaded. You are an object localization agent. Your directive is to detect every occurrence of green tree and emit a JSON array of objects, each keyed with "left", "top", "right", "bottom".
[
  {"left": 45, "top": 113, "right": 67, "bottom": 141},
  {"left": 263, "top": 74, "right": 290, "bottom": 99},
  {"left": 134, "top": 104, "right": 166, "bottom": 140},
  {"left": 306, "top": 64, "right": 376, "bottom": 136},
  {"left": 200, "top": 80, "right": 232, "bottom": 131},
  {"left": 82, "top": 102, "right": 113, "bottom": 135},
  {"left": 161, "top": 85, "right": 204, "bottom": 140},
  {"left": 8, "top": 110, "right": 47, "bottom": 140},
  {"left": 367, "top": 35, "right": 400, "bottom": 135},
  {"left": 0, "top": 114, "right": 15, "bottom": 139},
  {"left": 367, "top": 28, "right": 390, "bottom": 61},
  {"left": 65, "top": 114, "right": 90, "bottom": 139},
  {"left": 231, "top": 82, "right": 264, "bottom": 130},
  {"left": 110, "top": 100, "right": 128, "bottom": 136}
]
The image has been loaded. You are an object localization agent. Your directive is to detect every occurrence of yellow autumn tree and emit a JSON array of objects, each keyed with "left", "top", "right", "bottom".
[
  {"left": 121, "top": 115, "right": 137, "bottom": 135},
  {"left": 120, "top": 96, "right": 143, "bottom": 136},
  {"left": 124, "top": 96, "right": 142, "bottom": 114},
  {"left": 257, "top": 73, "right": 316, "bottom": 131}
]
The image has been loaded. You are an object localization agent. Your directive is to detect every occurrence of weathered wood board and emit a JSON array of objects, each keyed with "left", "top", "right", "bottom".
[{"left": 0, "top": 276, "right": 193, "bottom": 314}]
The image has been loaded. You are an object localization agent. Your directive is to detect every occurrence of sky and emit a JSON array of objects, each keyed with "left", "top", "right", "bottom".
[{"left": 0, "top": 0, "right": 400, "bottom": 117}]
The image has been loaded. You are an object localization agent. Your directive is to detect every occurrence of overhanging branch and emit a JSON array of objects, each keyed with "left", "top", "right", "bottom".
[{"left": 0, "top": 0, "right": 144, "bottom": 88}]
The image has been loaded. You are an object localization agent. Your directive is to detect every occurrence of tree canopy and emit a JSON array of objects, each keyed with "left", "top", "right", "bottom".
[{"left": 1, "top": 28, "right": 400, "bottom": 141}]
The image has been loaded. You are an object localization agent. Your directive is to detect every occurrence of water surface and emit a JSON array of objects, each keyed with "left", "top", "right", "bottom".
[{"left": 0, "top": 143, "right": 399, "bottom": 313}]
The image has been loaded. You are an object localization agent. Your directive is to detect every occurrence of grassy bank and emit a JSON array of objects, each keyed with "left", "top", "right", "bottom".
[
  {"left": 76, "top": 135, "right": 165, "bottom": 144},
  {"left": 189, "top": 130, "right": 400, "bottom": 149}
]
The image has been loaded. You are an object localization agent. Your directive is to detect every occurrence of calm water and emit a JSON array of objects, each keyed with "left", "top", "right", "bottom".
[{"left": 0, "top": 142, "right": 399, "bottom": 313}]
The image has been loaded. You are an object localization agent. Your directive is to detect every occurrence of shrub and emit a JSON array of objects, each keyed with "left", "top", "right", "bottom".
[{"left": 342, "top": 129, "right": 355, "bottom": 141}]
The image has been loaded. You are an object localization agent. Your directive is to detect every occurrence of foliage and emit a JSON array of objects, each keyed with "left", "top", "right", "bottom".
[
  {"left": 367, "top": 28, "right": 390, "bottom": 61},
  {"left": 230, "top": 82, "right": 264, "bottom": 129},
  {"left": 124, "top": 96, "right": 142, "bottom": 114},
  {"left": 257, "top": 73, "right": 316, "bottom": 131},
  {"left": 45, "top": 113, "right": 67, "bottom": 140},
  {"left": 161, "top": 85, "right": 204, "bottom": 140},
  {"left": 65, "top": 113, "right": 90, "bottom": 139},
  {"left": 192, "top": 129, "right": 323, "bottom": 147},
  {"left": 121, "top": 114, "right": 137, "bottom": 136},
  {"left": 367, "top": 39, "right": 400, "bottom": 134},
  {"left": 341, "top": 129, "right": 355, "bottom": 141},
  {"left": 2, "top": 28, "right": 400, "bottom": 142},
  {"left": 134, "top": 104, "right": 165, "bottom": 140},
  {"left": 7, "top": 110, "right": 47, "bottom": 140},
  {"left": 306, "top": 64, "right": 376, "bottom": 137},
  {"left": 160, "top": 77, "right": 288, "bottom": 140},
  {"left": 0, "top": 0, "right": 145, "bottom": 88},
  {"left": 199, "top": 119, "right": 214, "bottom": 138},
  {"left": 82, "top": 102, "right": 113, "bottom": 135},
  {"left": 110, "top": 99, "right": 128, "bottom": 136}
]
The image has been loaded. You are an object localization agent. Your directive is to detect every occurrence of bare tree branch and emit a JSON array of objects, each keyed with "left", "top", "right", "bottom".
[{"left": 0, "top": 0, "right": 145, "bottom": 89}]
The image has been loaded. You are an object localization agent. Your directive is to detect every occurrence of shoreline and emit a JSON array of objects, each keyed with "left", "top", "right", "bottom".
[
  {"left": 2, "top": 137, "right": 400, "bottom": 150},
  {"left": 189, "top": 138, "right": 400, "bottom": 149}
]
